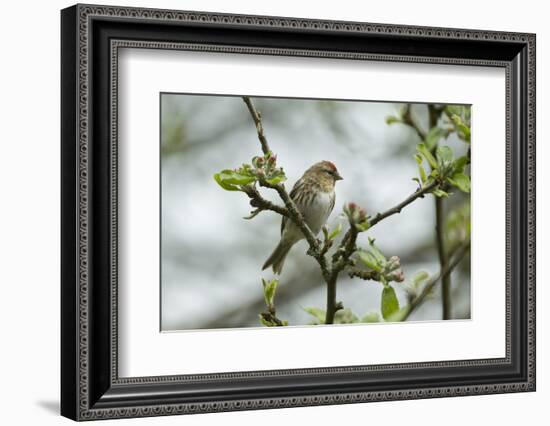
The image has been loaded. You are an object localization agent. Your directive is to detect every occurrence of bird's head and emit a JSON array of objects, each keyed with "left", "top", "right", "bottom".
[
  {"left": 310, "top": 160, "right": 343, "bottom": 181},
  {"left": 304, "top": 161, "right": 343, "bottom": 190}
]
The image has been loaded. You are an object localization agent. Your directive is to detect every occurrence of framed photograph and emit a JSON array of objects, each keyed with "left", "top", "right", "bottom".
[{"left": 61, "top": 4, "right": 536, "bottom": 421}]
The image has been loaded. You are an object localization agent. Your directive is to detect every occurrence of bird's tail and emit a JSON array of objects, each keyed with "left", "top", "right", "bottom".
[{"left": 262, "top": 241, "right": 292, "bottom": 274}]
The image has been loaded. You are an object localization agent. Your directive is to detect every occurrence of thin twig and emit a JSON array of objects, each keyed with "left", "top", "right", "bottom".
[
  {"left": 401, "top": 239, "right": 470, "bottom": 321},
  {"left": 243, "top": 96, "right": 271, "bottom": 155},
  {"left": 320, "top": 226, "right": 334, "bottom": 257},
  {"left": 369, "top": 181, "right": 438, "bottom": 228},
  {"left": 241, "top": 185, "right": 288, "bottom": 218},
  {"left": 436, "top": 196, "right": 451, "bottom": 319},
  {"left": 426, "top": 104, "right": 452, "bottom": 320},
  {"left": 401, "top": 105, "right": 427, "bottom": 140},
  {"left": 260, "top": 309, "right": 285, "bottom": 327},
  {"left": 428, "top": 104, "right": 445, "bottom": 129},
  {"left": 348, "top": 268, "right": 379, "bottom": 281},
  {"left": 201, "top": 245, "right": 437, "bottom": 329}
]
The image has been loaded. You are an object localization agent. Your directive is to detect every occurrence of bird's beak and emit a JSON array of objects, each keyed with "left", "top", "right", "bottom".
[{"left": 335, "top": 172, "right": 343, "bottom": 181}]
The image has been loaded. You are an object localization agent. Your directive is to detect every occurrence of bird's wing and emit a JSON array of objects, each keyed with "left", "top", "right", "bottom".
[
  {"left": 281, "top": 178, "right": 303, "bottom": 235},
  {"left": 280, "top": 216, "right": 287, "bottom": 235},
  {"left": 329, "top": 190, "right": 336, "bottom": 214}
]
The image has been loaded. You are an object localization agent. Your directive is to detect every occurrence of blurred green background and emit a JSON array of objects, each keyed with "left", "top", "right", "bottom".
[{"left": 160, "top": 94, "right": 470, "bottom": 330}]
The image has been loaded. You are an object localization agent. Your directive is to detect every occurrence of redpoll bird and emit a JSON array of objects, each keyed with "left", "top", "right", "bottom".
[{"left": 262, "top": 161, "right": 343, "bottom": 274}]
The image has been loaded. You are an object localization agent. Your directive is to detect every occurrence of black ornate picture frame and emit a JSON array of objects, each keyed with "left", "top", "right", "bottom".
[{"left": 61, "top": 4, "right": 536, "bottom": 421}]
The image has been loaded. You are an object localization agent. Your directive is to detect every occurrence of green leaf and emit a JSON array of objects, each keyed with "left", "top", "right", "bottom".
[
  {"left": 213, "top": 173, "right": 241, "bottom": 191},
  {"left": 358, "top": 250, "right": 380, "bottom": 271},
  {"left": 412, "top": 271, "right": 429, "bottom": 286},
  {"left": 417, "top": 143, "right": 438, "bottom": 169},
  {"left": 259, "top": 315, "right": 272, "bottom": 327},
  {"left": 453, "top": 156, "right": 469, "bottom": 174},
  {"left": 328, "top": 223, "right": 343, "bottom": 240},
  {"left": 415, "top": 154, "right": 427, "bottom": 183},
  {"left": 303, "top": 307, "right": 326, "bottom": 324},
  {"left": 334, "top": 309, "right": 359, "bottom": 324},
  {"left": 450, "top": 114, "right": 471, "bottom": 143},
  {"left": 425, "top": 127, "right": 446, "bottom": 151},
  {"left": 259, "top": 314, "right": 279, "bottom": 327},
  {"left": 262, "top": 278, "right": 279, "bottom": 308},
  {"left": 225, "top": 172, "right": 257, "bottom": 185},
  {"left": 361, "top": 312, "right": 381, "bottom": 323},
  {"left": 432, "top": 189, "right": 449, "bottom": 198},
  {"left": 356, "top": 221, "right": 370, "bottom": 232},
  {"left": 447, "top": 173, "right": 471, "bottom": 193},
  {"left": 238, "top": 164, "right": 256, "bottom": 176},
  {"left": 381, "top": 285, "right": 400, "bottom": 320},
  {"left": 265, "top": 174, "right": 286, "bottom": 185},
  {"left": 444, "top": 200, "right": 471, "bottom": 247},
  {"left": 445, "top": 105, "right": 463, "bottom": 116},
  {"left": 368, "top": 238, "right": 387, "bottom": 264},
  {"left": 385, "top": 305, "right": 411, "bottom": 323},
  {"left": 436, "top": 145, "right": 454, "bottom": 164},
  {"left": 463, "top": 106, "right": 471, "bottom": 120},
  {"left": 214, "top": 169, "right": 257, "bottom": 190},
  {"left": 385, "top": 115, "right": 401, "bottom": 125}
]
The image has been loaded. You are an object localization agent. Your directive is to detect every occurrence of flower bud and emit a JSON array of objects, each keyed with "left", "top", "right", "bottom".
[
  {"left": 388, "top": 269, "right": 405, "bottom": 283},
  {"left": 386, "top": 256, "right": 401, "bottom": 272}
]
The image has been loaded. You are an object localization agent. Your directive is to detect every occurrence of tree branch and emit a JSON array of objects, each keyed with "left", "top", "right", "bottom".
[
  {"left": 325, "top": 180, "right": 438, "bottom": 324},
  {"left": 401, "top": 105, "right": 427, "bottom": 140},
  {"left": 260, "top": 308, "right": 286, "bottom": 327},
  {"left": 267, "top": 180, "right": 331, "bottom": 279},
  {"left": 436, "top": 196, "right": 451, "bottom": 319},
  {"left": 241, "top": 185, "right": 288, "bottom": 219},
  {"left": 323, "top": 222, "right": 361, "bottom": 324},
  {"left": 241, "top": 96, "right": 443, "bottom": 327},
  {"left": 201, "top": 244, "right": 441, "bottom": 329},
  {"left": 320, "top": 225, "right": 335, "bottom": 256},
  {"left": 401, "top": 239, "right": 470, "bottom": 321},
  {"left": 369, "top": 181, "right": 438, "bottom": 228},
  {"left": 428, "top": 104, "right": 445, "bottom": 129},
  {"left": 243, "top": 96, "right": 271, "bottom": 155},
  {"left": 348, "top": 268, "right": 379, "bottom": 281},
  {"left": 242, "top": 97, "right": 329, "bottom": 279},
  {"left": 426, "top": 104, "right": 453, "bottom": 320}
]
